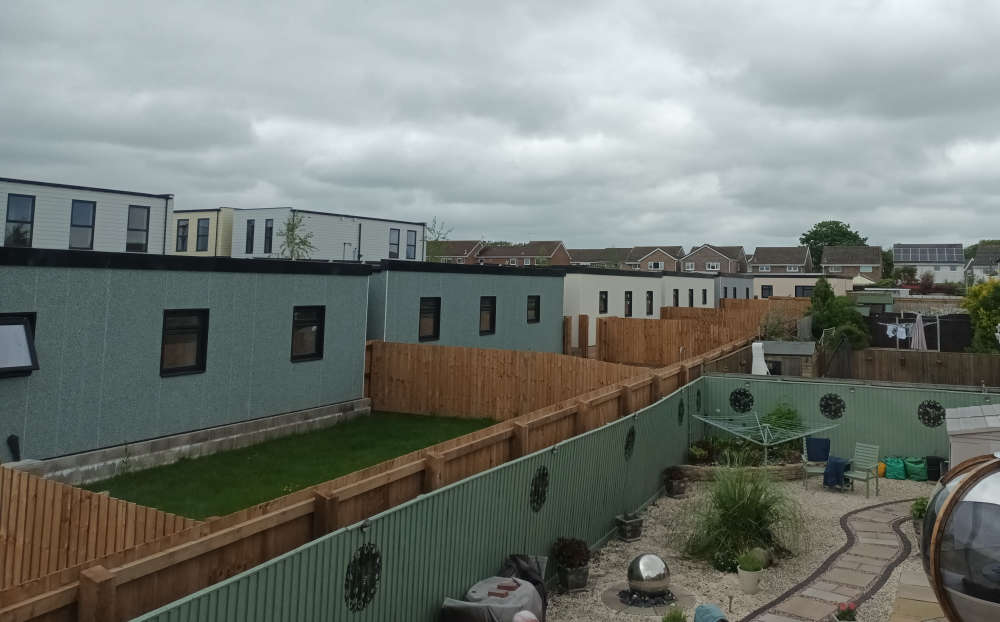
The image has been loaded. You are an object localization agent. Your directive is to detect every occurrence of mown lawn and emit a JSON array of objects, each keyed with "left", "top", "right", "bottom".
[{"left": 84, "top": 412, "right": 492, "bottom": 520}]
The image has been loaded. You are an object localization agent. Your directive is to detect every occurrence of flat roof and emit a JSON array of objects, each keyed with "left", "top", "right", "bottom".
[
  {"left": 234, "top": 206, "right": 426, "bottom": 227},
  {"left": 0, "top": 247, "right": 373, "bottom": 276},
  {"left": 761, "top": 341, "right": 816, "bottom": 356},
  {"left": 753, "top": 273, "right": 852, "bottom": 279},
  {"left": 373, "top": 259, "right": 564, "bottom": 277},
  {"left": 0, "top": 176, "right": 173, "bottom": 199},
  {"left": 559, "top": 265, "right": 717, "bottom": 279}
]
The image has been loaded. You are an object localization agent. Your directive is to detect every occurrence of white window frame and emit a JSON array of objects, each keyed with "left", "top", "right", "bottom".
[
  {"left": 705, "top": 261, "right": 721, "bottom": 271},
  {"left": 648, "top": 261, "right": 664, "bottom": 270},
  {"left": 786, "top": 265, "right": 799, "bottom": 272},
  {"left": 524, "top": 258, "right": 531, "bottom": 266},
  {"left": 827, "top": 265, "right": 841, "bottom": 273},
  {"left": 683, "top": 262, "right": 695, "bottom": 271},
  {"left": 758, "top": 264, "right": 771, "bottom": 272},
  {"left": 860, "top": 265, "right": 873, "bottom": 273},
  {"left": 508, "top": 258, "right": 516, "bottom": 265}
]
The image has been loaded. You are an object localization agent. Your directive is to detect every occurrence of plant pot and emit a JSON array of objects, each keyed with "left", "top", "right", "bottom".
[
  {"left": 557, "top": 564, "right": 589, "bottom": 592},
  {"left": 616, "top": 514, "right": 643, "bottom": 542},
  {"left": 912, "top": 517, "right": 923, "bottom": 540},
  {"left": 665, "top": 478, "right": 688, "bottom": 498},
  {"left": 737, "top": 566, "right": 762, "bottom": 594}
]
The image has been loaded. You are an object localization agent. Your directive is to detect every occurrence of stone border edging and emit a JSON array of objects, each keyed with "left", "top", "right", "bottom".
[{"left": 739, "top": 498, "right": 917, "bottom": 622}]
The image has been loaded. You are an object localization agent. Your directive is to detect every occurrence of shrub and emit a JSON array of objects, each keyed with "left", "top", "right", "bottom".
[
  {"left": 688, "top": 444, "right": 709, "bottom": 463},
  {"left": 737, "top": 550, "right": 763, "bottom": 572},
  {"left": 662, "top": 609, "right": 687, "bottom": 622},
  {"left": 911, "top": 497, "right": 929, "bottom": 521},
  {"left": 684, "top": 466, "right": 803, "bottom": 572},
  {"left": 551, "top": 537, "right": 590, "bottom": 569},
  {"left": 762, "top": 403, "right": 801, "bottom": 430}
]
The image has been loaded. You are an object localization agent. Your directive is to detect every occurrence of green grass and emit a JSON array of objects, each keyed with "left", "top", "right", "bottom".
[{"left": 84, "top": 412, "right": 493, "bottom": 520}]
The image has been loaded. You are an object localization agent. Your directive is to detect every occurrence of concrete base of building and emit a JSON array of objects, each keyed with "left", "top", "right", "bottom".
[{"left": 7, "top": 397, "right": 372, "bottom": 485}]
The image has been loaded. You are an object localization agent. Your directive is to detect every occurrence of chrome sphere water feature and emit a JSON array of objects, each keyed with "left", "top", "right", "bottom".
[{"left": 627, "top": 553, "right": 670, "bottom": 596}]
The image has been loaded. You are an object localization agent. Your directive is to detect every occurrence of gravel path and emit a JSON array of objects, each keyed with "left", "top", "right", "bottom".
[{"left": 547, "top": 478, "right": 936, "bottom": 622}]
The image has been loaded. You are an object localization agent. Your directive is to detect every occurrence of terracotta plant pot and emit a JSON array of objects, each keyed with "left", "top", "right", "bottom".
[
  {"left": 615, "top": 513, "right": 643, "bottom": 542},
  {"left": 557, "top": 564, "right": 589, "bottom": 592}
]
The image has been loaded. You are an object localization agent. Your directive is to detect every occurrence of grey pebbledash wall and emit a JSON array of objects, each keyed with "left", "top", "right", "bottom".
[{"left": 0, "top": 248, "right": 372, "bottom": 462}]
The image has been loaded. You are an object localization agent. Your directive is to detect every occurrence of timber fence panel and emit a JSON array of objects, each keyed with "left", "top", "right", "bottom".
[{"left": 844, "top": 349, "right": 1000, "bottom": 387}]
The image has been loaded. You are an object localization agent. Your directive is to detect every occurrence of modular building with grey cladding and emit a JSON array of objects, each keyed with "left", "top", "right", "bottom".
[
  {"left": 0, "top": 248, "right": 372, "bottom": 462},
  {"left": 367, "top": 260, "right": 565, "bottom": 352}
]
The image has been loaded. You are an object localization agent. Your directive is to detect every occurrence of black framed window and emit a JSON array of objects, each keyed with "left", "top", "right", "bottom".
[
  {"left": 196, "top": 218, "right": 210, "bottom": 252},
  {"left": 479, "top": 296, "right": 496, "bottom": 335},
  {"left": 389, "top": 228, "right": 400, "bottom": 258},
  {"left": 761, "top": 285, "right": 773, "bottom": 299},
  {"left": 246, "top": 219, "right": 255, "bottom": 253},
  {"left": 624, "top": 291, "right": 633, "bottom": 317},
  {"left": 0, "top": 314, "right": 39, "bottom": 377},
  {"left": 598, "top": 290, "right": 608, "bottom": 314},
  {"left": 69, "top": 200, "right": 96, "bottom": 249},
  {"left": 264, "top": 219, "right": 273, "bottom": 254},
  {"left": 4, "top": 194, "right": 35, "bottom": 247},
  {"left": 419, "top": 297, "right": 440, "bottom": 341},
  {"left": 702, "top": 289, "right": 707, "bottom": 305},
  {"left": 723, "top": 286, "right": 728, "bottom": 298},
  {"left": 688, "top": 289, "right": 694, "bottom": 307},
  {"left": 406, "top": 230, "right": 417, "bottom": 259},
  {"left": 672, "top": 289, "right": 679, "bottom": 306},
  {"left": 526, "top": 295, "right": 540, "bottom": 323},
  {"left": 745, "top": 287, "right": 750, "bottom": 299},
  {"left": 290, "top": 306, "right": 325, "bottom": 362},
  {"left": 175, "top": 219, "right": 189, "bottom": 252},
  {"left": 795, "top": 285, "right": 814, "bottom": 298},
  {"left": 126, "top": 205, "right": 150, "bottom": 252},
  {"left": 160, "top": 309, "right": 209, "bottom": 376},
  {"left": 646, "top": 291, "right": 654, "bottom": 316}
]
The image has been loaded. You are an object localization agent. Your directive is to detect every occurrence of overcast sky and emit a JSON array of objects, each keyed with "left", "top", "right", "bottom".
[{"left": 2, "top": 1, "right": 999, "bottom": 250}]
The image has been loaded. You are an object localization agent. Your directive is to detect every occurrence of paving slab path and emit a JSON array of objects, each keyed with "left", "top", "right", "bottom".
[{"left": 741, "top": 499, "right": 916, "bottom": 622}]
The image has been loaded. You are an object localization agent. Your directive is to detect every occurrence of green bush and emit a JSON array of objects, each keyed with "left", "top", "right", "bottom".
[
  {"left": 737, "top": 550, "right": 764, "bottom": 572},
  {"left": 684, "top": 466, "right": 803, "bottom": 572},
  {"left": 688, "top": 445, "right": 709, "bottom": 463},
  {"left": 762, "top": 403, "right": 801, "bottom": 430},
  {"left": 662, "top": 609, "right": 687, "bottom": 622},
  {"left": 911, "top": 497, "right": 929, "bottom": 520}
]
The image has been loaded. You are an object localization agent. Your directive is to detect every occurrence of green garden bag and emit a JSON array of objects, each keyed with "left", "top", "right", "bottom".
[
  {"left": 904, "top": 457, "right": 928, "bottom": 482},
  {"left": 884, "top": 457, "right": 906, "bottom": 480}
]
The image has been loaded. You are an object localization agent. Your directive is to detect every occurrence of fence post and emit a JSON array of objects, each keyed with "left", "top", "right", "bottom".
[
  {"left": 424, "top": 452, "right": 446, "bottom": 491},
  {"left": 312, "top": 490, "right": 340, "bottom": 537},
  {"left": 578, "top": 314, "right": 590, "bottom": 358},
  {"left": 510, "top": 420, "right": 531, "bottom": 457},
  {"left": 562, "top": 316, "right": 572, "bottom": 355},
  {"left": 619, "top": 385, "right": 632, "bottom": 418},
  {"left": 79, "top": 565, "right": 117, "bottom": 622},
  {"left": 575, "top": 400, "right": 591, "bottom": 435}
]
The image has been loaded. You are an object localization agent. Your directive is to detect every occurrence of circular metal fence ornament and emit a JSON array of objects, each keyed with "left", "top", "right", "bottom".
[
  {"left": 344, "top": 542, "right": 382, "bottom": 612},
  {"left": 696, "top": 389, "right": 702, "bottom": 413},
  {"left": 530, "top": 466, "right": 549, "bottom": 512},
  {"left": 678, "top": 399, "right": 685, "bottom": 426},
  {"left": 819, "top": 393, "right": 846, "bottom": 420},
  {"left": 918, "top": 400, "right": 945, "bottom": 428},
  {"left": 624, "top": 426, "right": 636, "bottom": 461},
  {"left": 729, "top": 388, "right": 754, "bottom": 413}
]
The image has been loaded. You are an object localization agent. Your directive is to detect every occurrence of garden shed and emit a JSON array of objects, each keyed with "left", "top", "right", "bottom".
[
  {"left": 760, "top": 340, "right": 817, "bottom": 377},
  {"left": 946, "top": 402, "right": 1000, "bottom": 464}
]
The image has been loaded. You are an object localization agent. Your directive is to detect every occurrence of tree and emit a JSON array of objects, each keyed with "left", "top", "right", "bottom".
[
  {"left": 965, "top": 239, "right": 1000, "bottom": 261},
  {"left": 808, "top": 277, "right": 869, "bottom": 349},
  {"left": 962, "top": 280, "right": 1000, "bottom": 353},
  {"left": 278, "top": 212, "right": 316, "bottom": 260},
  {"left": 799, "top": 221, "right": 868, "bottom": 267},
  {"left": 917, "top": 270, "right": 935, "bottom": 294},
  {"left": 881, "top": 249, "right": 894, "bottom": 280},
  {"left": 893, "top": 265, "right": 917, "bottom": 285},
  {"left": 424, "top": 217, "right": 454, "bottom": 262}
]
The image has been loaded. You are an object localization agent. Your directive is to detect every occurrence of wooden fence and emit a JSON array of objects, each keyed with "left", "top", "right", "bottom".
[
  {"left": 0, "top": 467, "right": 198, "bottom": 592},
  {"left": 840, "top": 349, "right": 1000, "bottom": 387},
  {"left": 365, "top": 341, "right": 647, "bottom": 420},
  {"left": 0, "top": 338, "right": 749, "bottom": 622}
]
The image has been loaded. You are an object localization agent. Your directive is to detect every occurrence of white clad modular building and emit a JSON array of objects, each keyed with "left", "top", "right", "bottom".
[
  {"left": 231, "top": 208, "right": 426, "bottom": 262},
  {"left": 562, "top": 267, "right": 716, "bottom": 355}
]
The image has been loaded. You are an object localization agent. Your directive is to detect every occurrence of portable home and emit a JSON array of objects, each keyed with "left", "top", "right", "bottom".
[
  {"left": 231, "top": 207, "right": 427, "bottom": 262},
  {"left": 716, "top": 273, "right": 754, "bottom": 302},
  {"left": 0, "top": 247, "right": 373, "bottom": 464},
  {"left": 753, "top": 274, "right": 852, "bottom": 298},
  {"left": 1, "top": 177, "right": 173, "bottom": 254},
  {"left": 367, "top": 260, "right": 565, "bottom": 352},
  {"left": 169, "top": 207, "right": 234, "bottom": 256}
]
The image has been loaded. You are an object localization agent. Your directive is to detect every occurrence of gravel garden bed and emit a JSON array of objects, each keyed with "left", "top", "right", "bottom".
[{"left": 547, "top": 478, "right": 936, "bottom": 622}]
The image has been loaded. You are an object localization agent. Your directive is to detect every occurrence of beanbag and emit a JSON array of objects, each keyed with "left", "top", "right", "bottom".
[
  {"left": 884, "top": 457, "right": 906, "bottom": 480},
  {"left": 904, "top": 457, "right": 928, "bottom": 482}
]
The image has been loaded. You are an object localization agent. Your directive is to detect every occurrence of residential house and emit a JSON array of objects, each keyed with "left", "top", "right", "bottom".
[
  {"left": 231, "top": 208, "right": 426, "bottom": 262},
  {"left": 1, "top": 177, "right": 173, "bottom": 254},
  {"left": 754, "top": 274, "right": 852, "bottom": 299},
  {"left": 969, "top": 245, "right": 1000, "bottom": 282},
  {"left": 0, "top": 246, "right": 372, "bottom": 462},
  {"left": 476, "top": 241, "right": 571, "bottom": 267},
  {"left": 892, "top": 244, "right": 965, "bottom": 283},
  {"left": 567, "top": 247, "right": 631, "bottom": 269},
  {"left": 820, "top": 245, "right": 883, "bottom": 285},
  {"left": 680, "top": 244, "right": 749, "bottom": 273},
  {"left": 430, "top": 240, "right": 484, "bottom": 264},
  {"left": 623, "top": 246, "right": 685, "bottom": 271},
  {"left": 748, "top": 246, "right": 814, "bottom": 274},
  {"left": 716, "top": 273, "right": 755, "bottom": 301},
  {"left": 169, "top": 208, "right": 234, "bottom": 257},
  {"left": 367, "top": 260, "right": 564, "bottom": 352}
]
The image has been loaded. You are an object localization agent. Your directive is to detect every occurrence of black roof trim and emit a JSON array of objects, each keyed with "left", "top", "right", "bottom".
[
  {"left": 0, "top": 247, "right": 373, "bottom": 276},
  {"left": 234, "top": 207, "right": 427, "bottom": 227},
  {"left": 755, "top": 273, "right": 852, "bottom": 278},
  {"left": 173, "top": 208, "right": 225, "bottom": 213},
  {"left": 373, "top": 259, "right": 564, "bottom": 277},
  {"left": 0, "top": 177, "right": 173, "bottom": 199},
  {"left": 559, "top": 265, "right": 718, "bottom": 279}
]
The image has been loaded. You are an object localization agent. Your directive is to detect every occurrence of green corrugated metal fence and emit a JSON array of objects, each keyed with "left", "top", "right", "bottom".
[
  {"left": 132, "top": 386, "right": 693, "bottom": 621},
  {"left": 701, "top": 374, "right": 995, "bottom": 459}
]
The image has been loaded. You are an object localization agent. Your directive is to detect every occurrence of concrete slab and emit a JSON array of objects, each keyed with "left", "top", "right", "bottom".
[
  {"left": 823, "top": 568, "right": 877, "bottom": 587},
  {"left": 893, "top": 597, "right": 945, "bottom": 620},
  {"left": 896, "top": 584, "right": 939, "bottom": 603},
  {"left": 851, "top": 543, "right": 899, "bottom": 560},
  {"left": 774, "top": 596, "right": 835, "bottom": 620},
  {"left": 801, "top": 587, "right": 846, "bottom": 603}
]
